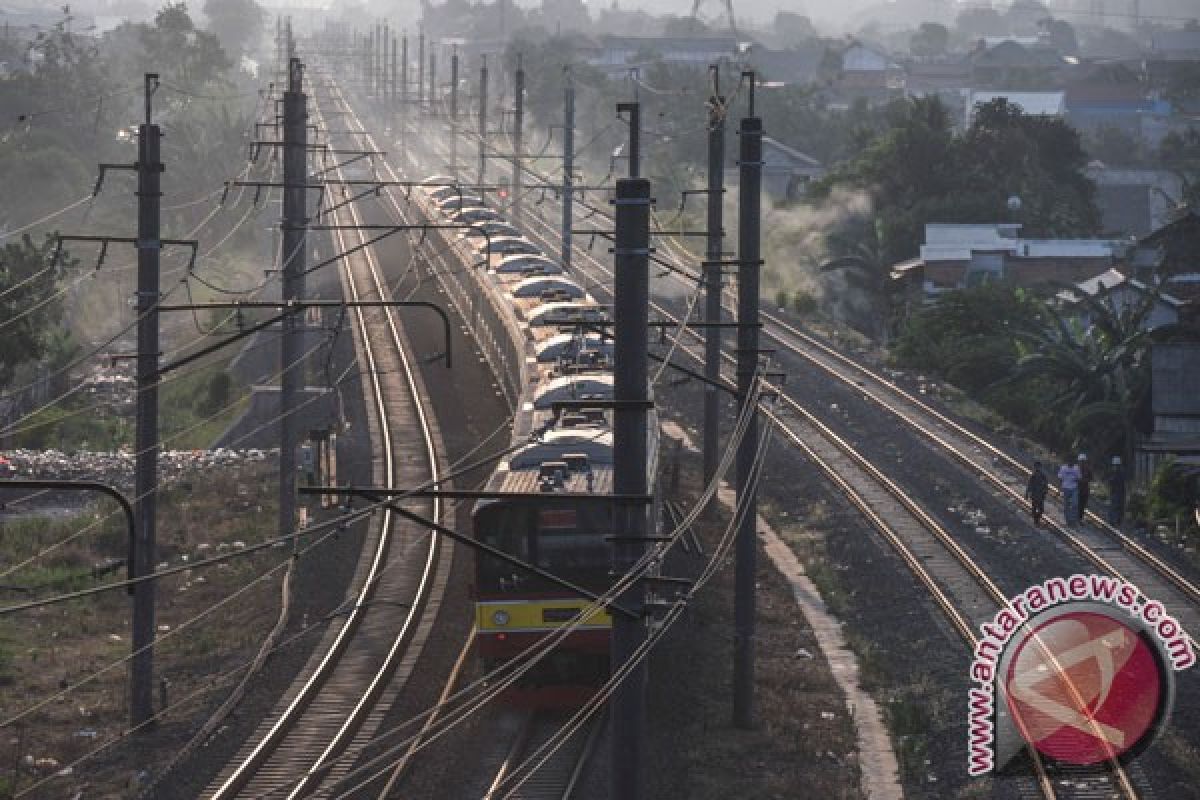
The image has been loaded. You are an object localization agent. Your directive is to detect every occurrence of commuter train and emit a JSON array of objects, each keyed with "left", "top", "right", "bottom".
[{"left": 417, "top": 177, "right": 659, "bottom": 706}]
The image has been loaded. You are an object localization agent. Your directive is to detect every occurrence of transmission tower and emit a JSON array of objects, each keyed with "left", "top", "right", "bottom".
[{"left": 689, "top": 0, "right": 738, "bottom": 37}]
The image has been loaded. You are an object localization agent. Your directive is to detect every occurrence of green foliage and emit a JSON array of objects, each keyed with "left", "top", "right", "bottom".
[
  {"left": 0, "top": 234, "right": 73, "bottom": 386},
  {"left": 812, "top": 96, "right": 1099, "bottom": 267},
  {"left": 1159, "top": 128, "right": 1200, "bottom": 208},
  {"left": 13, "top": 404, "right": 130, "bottom": 451},
  {"left": 793, "top": 290, "right": 818, "bottom": 314},
  {"left": 200, "top": 370, "right": 234, "bottom": 416},
  {"left": 202, "top": 0, "right": 265, "bottom": 59},
  {"left": 1147, "top": 459, "right": 1198, "bottom": 522}
]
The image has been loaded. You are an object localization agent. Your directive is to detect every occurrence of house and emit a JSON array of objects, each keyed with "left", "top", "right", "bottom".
[
  {"left": 838, "top": 40, "right": 904, "bottom": 89},
  {"left": 723, "top": 137, "right": 824, "bottom": 203},
  {"left": 1063, "top": 63, "right": 1166, "bottom": 138},
  {"left": 1059, "top": 268, "right": 1183, "bottom": 331},
  {"left": 890, "top": 223, "right": 1126, "bottom": 300},
  {"left": 1086, "top": 167, "right": 1185, "bottom": 238},
  {"left": 967, "top": 39, "right": 1069, "bottom": 86},
  {"left": 744, "top": 43, "right": 825, "bottom": 86},
  {"left": 1148, "top": 30, "right": 1200, "bottom": 62},
  {"left": 587, "top": 35, "right": 739, "bottom": 71},
  {"left": 1138, "top": 342, "right": 1200, "bottom": 482}
]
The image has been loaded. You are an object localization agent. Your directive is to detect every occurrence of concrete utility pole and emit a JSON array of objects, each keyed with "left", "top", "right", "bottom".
[
  {"left": 131, "top": 72, "right": 162, "bottom": 728},
  {"left": 429, "top": 46, "right": 437, "bottom": 115},
  {"left": 391, "top": 33, "right": 398, "bottom": 105},
  {"left": 611, "top": 175, "right": 652, "bottom": 800},
  {"left": 382, "top": 22, "right": 390, "bottom": 98},
  {"left": 511, "top": 53, "right": 524, "bottom": 221},
  {"left": 279, "top": 57, "right": 307, "bottom": 548},
  {"left": 561, "top": 69, "right": 575, "bottom": 270},
  {"left": 401, "top": 33, "right": 409, "bottom": 108},
  {"left": 478, "top": 55, "right": 488, "bottom": 184},
  {"left": 450, "top": 45, "right": 459, "bottom": 178},
  {"left": 617, "top": 101, "right": 641, "bottom": 178},
  {"left": 417, "top": 31, "right": 424, "bottom": 108},
  {"left": 732, "top": 101, "right": 763, "bottom": 731},
  {"left": 703, "top": 65, "right": 725, "bottom": 507}
]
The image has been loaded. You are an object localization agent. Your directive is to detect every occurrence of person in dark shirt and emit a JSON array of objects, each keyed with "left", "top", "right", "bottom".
[
  {"left": 1026, "top": 461, "right": 1050, "bottom": 526},
  {"left": 1108, "top": 456, "right": 1126, "bottom": 526},
  {"left": 1077, "top": 453, "right": 1093, "bottom": 521}
]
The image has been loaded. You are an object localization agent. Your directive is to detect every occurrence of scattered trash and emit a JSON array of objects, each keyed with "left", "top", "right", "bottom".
[
  {"left": 820, "top": 711, "right": 836, "bottom": 720},
  {"left": 0, "top": 448, "right": 274, "bottom": 488},
  {"left": 795, "top": 648, "right": 814, "bottom": 659}
]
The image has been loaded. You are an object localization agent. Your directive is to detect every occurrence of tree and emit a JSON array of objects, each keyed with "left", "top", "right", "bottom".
[
  {"left": 910, "top": 22, "right": 949, "bottom": 58},
  {"left": 0, "top": 235, "right": 72, "bottom": 386},
  {"left": 202, "top": 0, "right": 264, "bottom": 60},
  {"left": 1039, "top": 17, "right": 1078, "bottom": 55},
  {"left": 140, "top": 3, "right": 232, "bottom": 88},
  {"left": 962, "top": 97, "right": 1100, "bottom": 237},
  {"left": 1159, "top": 128, "right": 1200, "bottom": 207},
  {"left": 1003, "top": 286, "right": 1171, "bottom": 462},
  {"left": 1085, "top": 125, "right": 1146, "bottom": 167},
  {"left": 772, "top": 11, "right": 817, "bottom": 44},
  {"left": 955, "top": 6, "right": 1005, "bottom": 38}
]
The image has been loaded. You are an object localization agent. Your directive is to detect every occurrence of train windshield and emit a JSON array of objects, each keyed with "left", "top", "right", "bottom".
[{"left": 475, "top": 501, "right": 611, "bottom": 593}]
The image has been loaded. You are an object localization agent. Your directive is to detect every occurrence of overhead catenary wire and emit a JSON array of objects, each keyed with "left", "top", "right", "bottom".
[{"left": 318, "top": 358, "right": 771, "bottom": 800}]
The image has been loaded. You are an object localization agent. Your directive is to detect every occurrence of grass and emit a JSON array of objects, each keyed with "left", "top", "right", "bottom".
[{"left": 0, "top": 463, "right": 282, "bottom": 797}]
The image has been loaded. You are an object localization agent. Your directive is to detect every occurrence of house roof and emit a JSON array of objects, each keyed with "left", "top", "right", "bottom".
[
  {"left": 1150, "top": 30, "right": 1200, "bottom": 59},
  {"left": 761, "top": 137, "right": 822, "bottom": 169},
  {"left": 1060, "top": 268, "right": 1183, "bottom": 308},
  {"left": 971, "top": 40, "right": 1066, "bottom": 68}
]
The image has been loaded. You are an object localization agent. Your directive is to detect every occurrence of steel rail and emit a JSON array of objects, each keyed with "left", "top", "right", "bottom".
[
  {"left": 203, "top": 61, "right": 444, "bottom": 800},
  {"left": 402, "top": 112, "right": 1141, "bottom": 800}
]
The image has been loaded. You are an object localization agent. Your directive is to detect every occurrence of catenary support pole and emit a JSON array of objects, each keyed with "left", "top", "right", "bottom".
[
  {"left": 511, "top": 53, "right": 524, "bottom": 222},
  {"left": 417, "top": 31, "right": 424, "bottom": 108},
  {"left": 391, "top": 33, "right": 398, "bottom": 105},
  {"left": 478, "top": 55, "right": 488, "bottom": 184},
  {"left": 450, "top": 45, "right": 458, "bottom": 178},
  {"left": 131, "top": 72, "right": 162, "bottom": 728},
  {"left": 401, "top": 33, "right": 409, "bottom": 107},
  {"left": 611, "top": 174, "right": 652, "bottom": 800},
  {"left": 733, "top": 109, "right": 763, "bottom": 731},
  {"left": 617, "top": 101, "right": 640, "bottom": 178},
  {"left": 562, "top": 69, "right": 574, "bottom": 270},
  {"left": 280, "top": 57, "right": 307, "bottom": 556},
  {"left": 429, "top": 46, "right": 437, "bottom": 117},
  {"left": 703, "top": 65, "right": 725, "bottom": 509}
]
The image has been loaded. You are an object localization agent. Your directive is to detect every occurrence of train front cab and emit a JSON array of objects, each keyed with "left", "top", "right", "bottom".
[{"left": 472, "top": 487, "right": 613, "bottom": 707}]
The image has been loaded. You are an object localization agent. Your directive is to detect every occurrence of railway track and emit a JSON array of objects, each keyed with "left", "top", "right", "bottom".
[
  {"left": 199, "top": 61, "right": 450, "bottom": 800},
  {"left": 480, "top": 712, "right": 603, "bottom": 800},
  {"left": 468, "top": 122, "right": 1200, "bottom": 642},
  {"left": 329, "top": 74, "right": 1172, "bottom": 799}
]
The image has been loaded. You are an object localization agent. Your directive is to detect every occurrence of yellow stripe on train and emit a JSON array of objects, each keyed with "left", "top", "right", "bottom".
[{"left": 476, "top": 599, "right": 612, "bottom": 632}]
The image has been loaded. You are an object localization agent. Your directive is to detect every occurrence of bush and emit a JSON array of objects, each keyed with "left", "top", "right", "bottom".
[
  {"left": 793, "top": 290, "right": 818, "bottom": 314},
  {"left": 1147, "top": 458, "right": 1198, "bottom": 522},
  {"left": 199, "top": 371, "right": 234, "bottom": 417}
]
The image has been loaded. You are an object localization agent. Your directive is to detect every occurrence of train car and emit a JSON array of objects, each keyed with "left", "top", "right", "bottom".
[{"left": 414, "top": 176, "right": 659, "bottom": 706}]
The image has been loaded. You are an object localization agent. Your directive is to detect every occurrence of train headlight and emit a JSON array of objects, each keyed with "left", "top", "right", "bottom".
[{"left": 491, "top": 610, "right": 510, "bottom": 626}]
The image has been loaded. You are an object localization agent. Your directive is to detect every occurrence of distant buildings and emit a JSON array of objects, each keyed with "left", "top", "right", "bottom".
[{"left": 891, "top": 223, "right": 1126, "bottom": 300}]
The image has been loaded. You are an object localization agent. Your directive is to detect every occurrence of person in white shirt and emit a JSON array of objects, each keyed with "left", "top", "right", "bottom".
[{"left": 1058, "top": 460, "right": 1082, "bottom": 525}]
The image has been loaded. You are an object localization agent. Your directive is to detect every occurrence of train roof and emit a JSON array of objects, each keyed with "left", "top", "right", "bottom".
[
  {"left": 495, "top": 253, "right": 562, "bottom": 275},
  {"left": 508, "top": 429, "right": 614, "bottom": 469},
  {"left": 532, "top": 373, "right": 614, "bottom": 409},
  {"left": 511, "top": 275, "right": 584, "bottom": 299},
  {"left": 534, "top": 333, "right": 612, "bottom": 363},
  {"left": 525, "top": 301, "right": 609, "bottom": 327}
]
